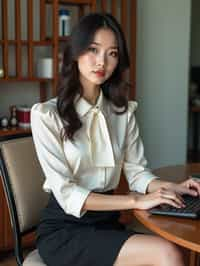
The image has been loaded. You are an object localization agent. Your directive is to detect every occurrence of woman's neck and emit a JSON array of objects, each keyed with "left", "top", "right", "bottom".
[{"left": 83, "top": 86, "right": 100, "bottom": 105}]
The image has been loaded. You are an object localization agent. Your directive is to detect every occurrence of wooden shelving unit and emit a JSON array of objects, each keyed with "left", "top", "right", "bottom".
[
  {"left": 0, "top": 0, "right": 95, "bottom": 87},
  {"left": 0, "top": 0, "right": 96, "bottom": 140}
]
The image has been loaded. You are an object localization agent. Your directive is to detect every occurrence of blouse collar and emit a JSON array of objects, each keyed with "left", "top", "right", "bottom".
[{"left": 75, "top": 90, "right": 106, "bottom": 117}]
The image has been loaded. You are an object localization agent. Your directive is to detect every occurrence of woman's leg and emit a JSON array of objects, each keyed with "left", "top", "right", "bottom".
[{"left": 114, "top": 234, "right": 185, "bottom": 266}]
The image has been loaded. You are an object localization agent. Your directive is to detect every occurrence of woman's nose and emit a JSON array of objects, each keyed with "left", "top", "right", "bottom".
[{"left": 96, "top": 54, "right": 106, "bottom": 67}]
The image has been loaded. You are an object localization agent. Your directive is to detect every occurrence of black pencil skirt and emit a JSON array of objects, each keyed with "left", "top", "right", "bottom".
[{"left": 36, "top": 192, "right": 135, "bottom": 266}]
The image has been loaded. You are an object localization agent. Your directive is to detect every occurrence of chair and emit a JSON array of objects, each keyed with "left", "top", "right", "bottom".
[{"left": 0, "top": 137, "right": 49, "bottom": 266}]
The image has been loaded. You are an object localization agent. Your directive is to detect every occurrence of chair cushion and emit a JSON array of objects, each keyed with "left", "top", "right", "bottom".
[{"left": 23, "top": 249, "right": 47, "bottom": 266}]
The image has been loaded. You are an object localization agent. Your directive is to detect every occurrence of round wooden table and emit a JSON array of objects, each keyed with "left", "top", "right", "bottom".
[{"left": 133, "top": 164, "right": 200, "bottom": 266}]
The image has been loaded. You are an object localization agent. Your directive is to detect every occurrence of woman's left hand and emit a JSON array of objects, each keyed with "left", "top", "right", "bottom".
[{"left": 167, "top": 177, "right": 200, "bottom": 197}]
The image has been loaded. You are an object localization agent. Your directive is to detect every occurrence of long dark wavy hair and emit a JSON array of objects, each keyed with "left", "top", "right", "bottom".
[{"left": 57, "top": 13, "right": 130, "bottom": 140}]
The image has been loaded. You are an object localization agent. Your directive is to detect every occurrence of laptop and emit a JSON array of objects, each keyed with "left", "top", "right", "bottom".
[
  {"left": 149, "top": 173, "right": 200, "bottom": 219},
  {"left": 149, "top": 195, "right": 200, "bottom": 219}
]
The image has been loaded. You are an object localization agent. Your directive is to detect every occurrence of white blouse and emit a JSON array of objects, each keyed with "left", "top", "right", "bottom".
[{"left": 31, "top": 91, "right": 158, "bottom": 218}]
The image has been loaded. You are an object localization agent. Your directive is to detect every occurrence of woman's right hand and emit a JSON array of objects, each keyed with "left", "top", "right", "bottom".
[{"left": 130, "top": 188, "right": 186, "bottom": 210}]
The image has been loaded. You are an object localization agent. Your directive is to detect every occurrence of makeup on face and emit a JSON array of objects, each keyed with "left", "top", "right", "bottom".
[{"left": 93, "top": 70, "right": 105, "bottom": 77}]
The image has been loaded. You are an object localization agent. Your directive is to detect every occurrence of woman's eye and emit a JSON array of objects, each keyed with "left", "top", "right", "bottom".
[
  {"left": 110, "top": 51, "right": 118, "bottom": 58},
  {"left": 88, "top": 47, "right": 98, "bottom": 53}
]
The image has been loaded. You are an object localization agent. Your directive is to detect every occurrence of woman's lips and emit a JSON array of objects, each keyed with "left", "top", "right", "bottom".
[{"left": 94, "top": 70, "right": 105, "bottom": 77}]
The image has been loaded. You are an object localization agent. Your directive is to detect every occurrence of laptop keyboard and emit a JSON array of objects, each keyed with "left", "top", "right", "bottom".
[{"left": 149, "top": 195, "right": 200, "bottom": 219}]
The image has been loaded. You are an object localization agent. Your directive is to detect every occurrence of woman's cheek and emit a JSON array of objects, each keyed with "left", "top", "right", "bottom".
[{"left": 86, "top": 54, "right": 96, "bottom": 65}]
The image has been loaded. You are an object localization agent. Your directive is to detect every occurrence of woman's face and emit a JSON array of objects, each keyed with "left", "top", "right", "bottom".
[{"left": 77, "top": 28, "right": 119, "bottom": 90}]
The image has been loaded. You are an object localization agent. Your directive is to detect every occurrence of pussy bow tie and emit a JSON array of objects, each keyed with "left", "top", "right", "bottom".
[{"left": 88, "top": 107, "right": 115, "bottom": 167}]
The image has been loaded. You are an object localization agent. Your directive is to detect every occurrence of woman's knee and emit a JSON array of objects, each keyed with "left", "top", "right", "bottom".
[
  {"left": 114, "top": 234, "right": 185, "bottom": 266},
  {"left": 157, "top": 238, "right": 185, "bottom": 266}
]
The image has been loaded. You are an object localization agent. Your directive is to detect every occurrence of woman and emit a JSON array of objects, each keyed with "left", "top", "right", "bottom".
[{"left": 31, "top": 13, "right": 200, "bottom": 266}]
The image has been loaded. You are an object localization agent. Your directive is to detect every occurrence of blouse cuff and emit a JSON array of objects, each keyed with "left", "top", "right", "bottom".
[
  {"left": 132, "top": 172, "right": 159, "bottom": 194},
  {"left": 66, "top": 186, "right": 91, "bottom": 218}
]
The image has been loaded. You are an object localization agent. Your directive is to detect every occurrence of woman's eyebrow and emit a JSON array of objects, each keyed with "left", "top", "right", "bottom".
[{"left": 91, "top": 42, "right": 118, "bottom": 49}]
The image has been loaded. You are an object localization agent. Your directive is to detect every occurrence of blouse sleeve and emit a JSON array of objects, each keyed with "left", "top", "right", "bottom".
[
  {"left": 31, "top": 103, "right": 90, "bottom": 218},
  {"left": 123, "top": 101, "right": 159, "bottom": 194}
]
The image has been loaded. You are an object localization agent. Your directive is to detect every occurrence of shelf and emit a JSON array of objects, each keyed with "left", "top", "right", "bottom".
[
  {"left": 0, "top": 127, "right": 31, "bottom": 141},
  {"left": 46, "top": 0, "right": 94, "bottom": 5},
  {"left": 0, "top": 40, "right": 54, "bottom": 46},
  {"left": 0, "top": 77, "right": 53, "bottom": 82}
]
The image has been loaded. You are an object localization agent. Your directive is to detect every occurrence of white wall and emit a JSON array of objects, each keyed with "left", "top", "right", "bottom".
[{"left": 136, "top": 0, "right": 191, "bottom": 169}]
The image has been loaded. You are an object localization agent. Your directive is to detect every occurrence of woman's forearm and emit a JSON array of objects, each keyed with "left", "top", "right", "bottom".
[
  {"left": 82, "top": 192, "right": 135, "bottom": 211},
  {"left": 147, "top": 178, "right": 172, "bottom": 193},
  {"left": 82, "top": 179, "right": 175, "bottom": 212}
]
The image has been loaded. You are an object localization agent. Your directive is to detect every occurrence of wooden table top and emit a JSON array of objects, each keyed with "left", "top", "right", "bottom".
[{"left": 133, "top": 164, "right": 200, "bottom": 253}]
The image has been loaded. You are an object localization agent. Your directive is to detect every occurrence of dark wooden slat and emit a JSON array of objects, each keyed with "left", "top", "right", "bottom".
[
  {"left": 101, "top": 0, "right": 107, "bottom": 12},
  {"left": 39, "top": 82, "right": 47, "bottom": 103},
  {"left": 119, "top": 1, "right": 129, "bottom": 84},
  {"left": 52, "top": 0, "right": 59, "bottom": 97},
  {"left": 78, "top": 0, "right": 97, "bottom": 18},
  {"left": 27, "top": 0, "right": 33, "bottom": 78},
  {"left": 129, "top": 0, "right": 136, "bottom": 99},
  {"left": 78, "top": 5, "right": 85, "bottom": 18},
  {"left": 91, "top": 0, "right": 97, "bottom": 11},
  {"left": 40, "top": 0, "right": 46, "bottom": 41},
  {"left": 15, "top": 0, "right": 22, "bottom": 77},
  {"left": 121, "top": 0, "right": 127, "bottom": 37},
  {"left": 1, "top": 1, "right": 8, "bottom": 40},
  {"left": 111, "top": 0, "right": 117, "bottom": 17},
  {"left": 2, "top": 0, "right": 8, "bottom": 78}
]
